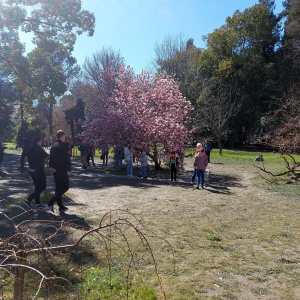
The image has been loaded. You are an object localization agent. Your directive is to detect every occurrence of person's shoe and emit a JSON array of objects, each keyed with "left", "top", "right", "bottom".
[
  {"left": 34, "top": 203, "right": 45, "bottom": 208},
  {"left": 190, "top": 181, "right": 194, "bottom": 185},
  {"left": 139, "top": 174, "right": 142, "bottom": 178},
  {"left": 24, "top": 199, "right": 32, "bottom": 208},
  {"left": 59, "top": 206, "right": 68, "bottom": 212},
  {"left": 196, "top": 185, "right": 199, "bottom": 189},
  {"left": 46, "top": 205, "right": 54, "bottom": 214},
  {"left": 201, "top": 185, "right": 204, "bottom": 189},
  {"left": 144, "top": 176, "right": 147, "bottom": 179}
]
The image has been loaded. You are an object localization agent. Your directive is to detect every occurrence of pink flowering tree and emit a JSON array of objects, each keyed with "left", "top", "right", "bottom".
[{"left": 80, "top": 64, "right": 194, "bottom": 169}]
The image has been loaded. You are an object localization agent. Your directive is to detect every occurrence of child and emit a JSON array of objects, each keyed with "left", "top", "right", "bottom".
[
  {"left": 169, "top": 151, "right": 179, "bottom": 182},
  {"left": 139, "top": 151, "right": 148, "bottom": 178},
  {"left": 194, "top": 148, "right": 208, "bottom": 189}
]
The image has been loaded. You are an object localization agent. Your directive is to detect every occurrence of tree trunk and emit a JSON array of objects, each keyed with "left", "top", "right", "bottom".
[
  {"left": 49, "top": 102, "right": 54, "bottom": 136},
  {"left": 143, "top": 143, "right": 161, "bottom": 170},
  {"left": 218, "top": 138, "right": 223, "bottom": 155},
  {"left": 19, "top": 94, "right": 25, "bottom": 137},
  {"left": 13, "top": 252, "right": 26, "bottom": 300},
  {"left": 153, "top": 143, "right": 161, "bottom": 170}
]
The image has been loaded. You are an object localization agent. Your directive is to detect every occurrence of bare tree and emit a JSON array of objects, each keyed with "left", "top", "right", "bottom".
[
  {"left": 82, "top": 47, "right": 123, "bottom": 98},
  {"left": 196, "top": 82, "right": 241, "bottom": 154},
  {"left": 153, "top": 33, "right": 187, "bottom": 75},
  {"left": 255, "top": 153, "right": 300, "bottom": 182},
  {"left": 253, "top": 84, "right": 300, "bottom": 154},
  {"left": 0, "top": 202, "right": 174, "bottom": 300},
  {"left": 272, "top": 85, "right": 300, "bottom": 154}
]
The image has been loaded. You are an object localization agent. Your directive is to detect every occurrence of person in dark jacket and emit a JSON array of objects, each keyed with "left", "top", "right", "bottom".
[
  {"left": 46, "top": 130, "right": 69, "bottom": 213},
  {"left": 23, "top": 136, "right": 49, "bottom": 208}
]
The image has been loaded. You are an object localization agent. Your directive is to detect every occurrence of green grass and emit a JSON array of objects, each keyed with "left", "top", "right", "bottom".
[
  {"left": 210, "top": 148, "right": 300, "bottom": 164},
  {"left": 80, "top": 267, "right": 157, "bottom": 300},
  {"left": 207, "top": 149, "right": 300, "bottom": 198}
]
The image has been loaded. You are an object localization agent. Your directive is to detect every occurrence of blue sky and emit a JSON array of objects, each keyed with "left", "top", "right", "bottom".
[{"left": 22, "top": 0, "right": 285, "bottom": 74}]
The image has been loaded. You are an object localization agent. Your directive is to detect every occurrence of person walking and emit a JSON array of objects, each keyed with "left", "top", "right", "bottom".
[
  {"left": 46, "top": 130, "right": 69, "bottom": 213},
  {"left": 87, "top": 144, "right": 96, "bottom": 166},
  {"left": 124, "top": 143, "right": 134, "bottom": 177},
  {"left": 194, "top": 147, "right": 208, "bottom": 189},
  {"left": 23, "top": 136, "right": 49, "bottom": 208},
  {"left": 169, "top": 151, "right": 179, "bottom": 182},
  {"left": 139, "top": 151, "right": 148, "bottom": 179}
]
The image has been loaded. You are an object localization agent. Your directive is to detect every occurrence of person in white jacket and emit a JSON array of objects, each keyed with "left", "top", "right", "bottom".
[
  {"left": 124, "top": 143, "right": 134, "bottom": 177},
  {"left": 139, "top": 151, "right": 148, "bottom": 179}
]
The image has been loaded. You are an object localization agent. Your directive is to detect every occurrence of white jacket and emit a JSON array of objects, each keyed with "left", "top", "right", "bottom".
[{"left": 124, "top": 147, "right": 133, "bottom": 161}]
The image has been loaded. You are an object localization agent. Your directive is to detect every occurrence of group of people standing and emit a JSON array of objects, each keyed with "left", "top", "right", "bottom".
[
  {"left": 19, "top": 134, "right": 211, "bottom": 213},
  {"left": 123, "top": 143, "right": 149, "bottom": 179}
]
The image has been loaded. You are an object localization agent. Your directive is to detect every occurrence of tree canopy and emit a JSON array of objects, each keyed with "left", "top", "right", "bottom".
[
  {"left": 80, "top": 65, "right": 194, "bottom": 168},
  {"left": 0, "top": 0, "right": 95, "bottom": 137}
]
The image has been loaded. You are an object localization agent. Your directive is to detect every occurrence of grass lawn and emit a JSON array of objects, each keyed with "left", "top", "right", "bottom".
[{"left": 1, "top": 145, "right": 300, "bottom": 299}]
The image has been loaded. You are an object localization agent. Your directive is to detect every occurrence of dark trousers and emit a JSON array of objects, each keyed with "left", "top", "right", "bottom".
[
  {"left": 28, "top": 169, "right": 46, "bottom": 204},
  {"left": 87, "top": 152, "right": 95, "bottom": 166},
  {"left": 206, "top": 151, "right": 211, "bottom": 163},
  {"left": 48, "top": 171, "right": 69, "bottom": 208},
  {"left": 102, "top": 152, "right": 108, "bottom": 165},
  {"left": 170, "top": 165, "right": 177, "bottom": 181}
]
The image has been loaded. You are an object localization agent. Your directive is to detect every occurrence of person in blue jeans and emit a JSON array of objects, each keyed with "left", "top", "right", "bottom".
[
  {"left": 124, "top": 143, "right": 134, "bottom": 177},
  {"left": 194, "top": 148, "right": 208, "bottom": 189},
  {"left": 23, "top": 136, "right": 49, "bottom": 208},
  {"left": 191, "top": 142, "right": 202, "bottom": 184}
]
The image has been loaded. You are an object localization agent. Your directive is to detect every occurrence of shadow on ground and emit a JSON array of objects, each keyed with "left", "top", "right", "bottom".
[{"left": 1, "top": 153, "right": 245, "bottom": 200}]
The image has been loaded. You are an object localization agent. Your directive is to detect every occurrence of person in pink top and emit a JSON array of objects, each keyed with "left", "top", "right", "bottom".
[
  {"left": 191, "top": 142, "right": 202, "bottom": 184},
  {"left": 194, "top": 147, "right": 208, "bottom": 189}
]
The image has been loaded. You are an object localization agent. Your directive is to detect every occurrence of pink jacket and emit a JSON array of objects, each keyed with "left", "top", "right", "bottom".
[{"left": 194, "top": 153, "right": 208, "bottom": 170}]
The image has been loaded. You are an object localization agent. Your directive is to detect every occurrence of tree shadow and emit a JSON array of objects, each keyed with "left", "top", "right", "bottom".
[
  {"left": 1, "top": 153, "right": 245, "bottom": 206},
  {"left": 0, "top": 200, "right": 90, "bottom": 239}
]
